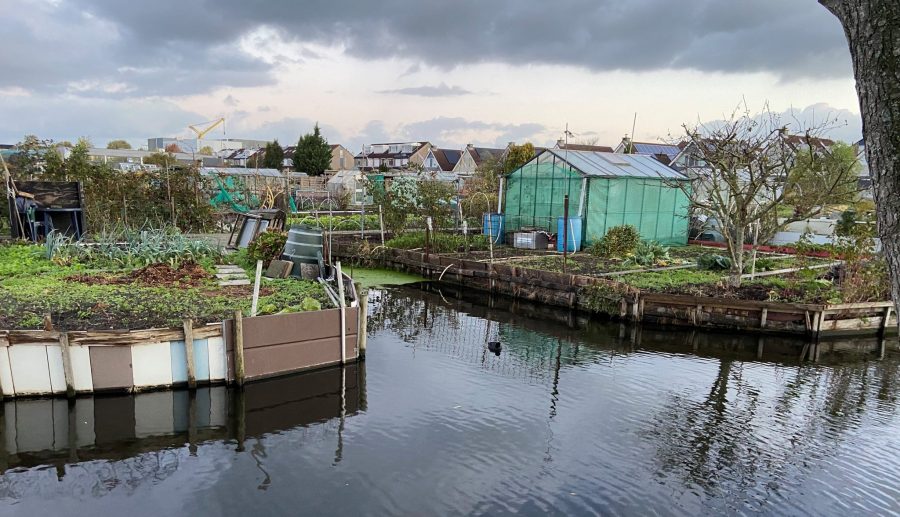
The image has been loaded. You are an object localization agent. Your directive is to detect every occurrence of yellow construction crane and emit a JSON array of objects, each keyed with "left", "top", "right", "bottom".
[{"left": 188, "top": 118, "right": 225, "bottom": 154}]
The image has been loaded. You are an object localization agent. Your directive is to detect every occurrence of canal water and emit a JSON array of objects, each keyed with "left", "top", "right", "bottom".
[{"left": 1, "top": 283, "right": 899, "bottom": 516}]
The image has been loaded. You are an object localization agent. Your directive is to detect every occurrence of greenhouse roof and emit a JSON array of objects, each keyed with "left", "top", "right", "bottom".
[
  {"left": 544, "top": 150, "right": 689, "bottom": 180},
  {"left": 199, "top": 167, "right": 283, "bottom": 178}
]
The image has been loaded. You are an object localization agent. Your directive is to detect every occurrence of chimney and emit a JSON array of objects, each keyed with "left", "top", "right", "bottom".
[
  {"left": 556, "top": 138, "right": 565, "bottom": 148},
  {"left": 466, "top": 143, "right": 474, "bottom": 150}
]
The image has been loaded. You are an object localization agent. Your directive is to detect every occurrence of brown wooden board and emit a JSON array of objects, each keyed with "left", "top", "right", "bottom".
[
  {"left": 89, "top": 346, "right": 133, "bottom": 392},
  {"left": 224, "top": 308, "right": 359, "bottom": 381},
  {"left": 14, "top": 181, "right": 82, "bottom": 209}
]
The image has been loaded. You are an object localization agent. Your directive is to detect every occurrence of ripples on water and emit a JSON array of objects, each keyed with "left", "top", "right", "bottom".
[{"left": 1, "top": 284, "right": 899, "bottom": 516}]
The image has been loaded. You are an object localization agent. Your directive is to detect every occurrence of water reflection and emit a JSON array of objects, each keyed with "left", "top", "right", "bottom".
[
  {"left": 365, "top": 284, "right": 900, "bottom": 514},
  {"left": 0, "top": 363, "right": 366, "bottom": 480},
  {"left": 1, "top": 283, "right": 898, "bottom": 515}
]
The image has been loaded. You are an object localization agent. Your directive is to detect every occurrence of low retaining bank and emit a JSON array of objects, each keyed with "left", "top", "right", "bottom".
[
  {"left": 0, "top": 305, "right": 364, "bottom": 399},
  {"left": 342, "top": 246, "right": 895, "bottom": 339}
]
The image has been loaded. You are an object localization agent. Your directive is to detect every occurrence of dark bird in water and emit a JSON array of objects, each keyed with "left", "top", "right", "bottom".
[{"left": 487, "top": 341, "right": 502, "bottom": 355}]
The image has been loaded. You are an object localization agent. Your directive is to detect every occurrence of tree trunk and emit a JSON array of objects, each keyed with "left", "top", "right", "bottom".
[
  {"left": 728, "top": 224, "right": 745, "bottom": 287},
  {"left": 820, "top": 1, "right": 900, "bottom": 318}
]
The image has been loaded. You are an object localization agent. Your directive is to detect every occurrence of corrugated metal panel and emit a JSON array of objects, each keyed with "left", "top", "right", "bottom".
[
  {"left": 544, "top": 150, "right": 688, "bottom": 180},
  {"left": 200, "top": 167, "right": 283, "bottom": 178}
]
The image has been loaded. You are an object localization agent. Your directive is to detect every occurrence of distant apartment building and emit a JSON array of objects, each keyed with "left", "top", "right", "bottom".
[
  {"left": 148, "top": 137, "right": 268, "bottom": 155},
  {"left": 56, "top": 146, "right": 223, "bottom": 168},
  {"left": 354, "top": 142, "right": 431, "bottom": 171}
]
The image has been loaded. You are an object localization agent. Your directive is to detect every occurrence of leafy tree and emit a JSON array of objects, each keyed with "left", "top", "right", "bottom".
[
  {"left": 293, "top": 123, "right": 331, "bottom": 176},
  {"left": 199, "top": 145, "right": 214, "bottom": 155},
  {"left": 417, "top": 176, "right": 457, "bottom": 229},
  {"left": 786, "top": 141, "right": 859, "bottom": 214},
  {"left": 369, "top": 175, "right": 417, "bottom": 232},
  {"left": 164, "top": 143, "right": 182, "bottom": 153},
  {"left": 144, "top": 152, "right": 173, "bottom": 167},
  {"left": 7, "top": 135, "right": 54, "bottom": 178},
  {"left": 106, "top": 140, "right": 132, "bottom": 150},
  {"left": 378, "top": 162, "right": 389, "bottom": 173},
  {"left": 61, "top": 138, "right": 94, "bottom": 181},
  {"left": 264, "top": 139, "right": 285, "bottom": 170},
  {"left": 820, "top": 0, "right": 900, "bottom": 316},
  {"left": 504, "top": 142, "right": 535, "bottom": 173},
  {"left": 461, "top": 156, "right": 502, "bottom": 220},
  {"left": 678, "top": 106, "right": 859, "bottom": 287}
]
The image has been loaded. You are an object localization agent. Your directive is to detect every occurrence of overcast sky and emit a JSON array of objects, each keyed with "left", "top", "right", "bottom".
[{"left": 0, "top": 0, "right": 861, "bottom": 151}]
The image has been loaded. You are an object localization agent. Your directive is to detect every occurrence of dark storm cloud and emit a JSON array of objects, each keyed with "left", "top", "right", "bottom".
[
  {"left": 2, "top": 0, "right": 849, "bottom": 99},
  {"left": 0, "top": 95, "right": 204, "bottom": 144},
  {"left": 0, "top": 1, "right": 270, "bottom": 97},
  {"left": 378, "top": 83, "right": 473, "bottom": 97}
]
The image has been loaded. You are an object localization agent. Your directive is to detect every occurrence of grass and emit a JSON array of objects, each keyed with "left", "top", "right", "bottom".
[
  {"left": 0, "top": 243, "right": 331, "bottom": 331},
  {"left": 288, "top": 214, "right": 381, "bottom": 231},
  {"left": 387, "top": 232, "right": 490, "bottom": 253},
  {"left": 618, "top": 269, "right": 723, "bottom": 290}
]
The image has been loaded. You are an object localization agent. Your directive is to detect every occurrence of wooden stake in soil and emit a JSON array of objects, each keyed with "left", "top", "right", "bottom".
[
  {"left": 250, "top": 260, "right": 263, "bottom": 317},
  {"left": 233, "top": 310, "right": 245, "bottom": 387},
  {"left": 378, "top": 204, "right": 386, "bottom": 247},
  {"left": 183, "top": 319, "right": 196, "bottom": 389}
]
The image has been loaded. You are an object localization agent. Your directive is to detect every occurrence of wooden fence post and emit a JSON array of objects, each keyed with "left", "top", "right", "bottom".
[
  {"left": 233, "top": 310, "right": 245, "bottom": 387},
  {"left": 58, "top": 332, "right": 76, "bottom": 399},
  {"left": 183, "top": 319, "right": 196, "bottom": 389},
  {"left": 355, "top": 282, "right": 368, "bottom": 358},
  {"left": 335, "top": 261, "right": 347, "bottom": 365}
]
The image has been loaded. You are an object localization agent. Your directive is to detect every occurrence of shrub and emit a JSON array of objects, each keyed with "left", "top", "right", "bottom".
[
  {"left": 247, "top": 230, "right": 287, "bottom": 266},
  {"left": 589, "top": 225, "right": 640, "bottom": 258},
  {"left": 697, "top": 253, "right": 731, "bottom": 271},
  {"left": 387, "top": 232, "right": 489, "bottom": 253},
  {"left": 625, "top": 241, "right": 671, "bottom": 267}
]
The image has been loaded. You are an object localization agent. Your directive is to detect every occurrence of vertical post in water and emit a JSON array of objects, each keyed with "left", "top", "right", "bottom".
[
  {"left": 59, "top": 332, "right": 76, "bottom": 399},
  {"left": 183, "top": 319, "right": 196, "bottom": 389},
  {"left": 335, "top": 261, "right": 347, "bottom": 365},
  {"left": 355, "top": 282, "right": 368, "bottom": 358},
  {"left": 562, "top": 194, "right": 569, "bottom": 274},
  {"left": 233, "top": 310, "right": 245, "bottom": 387},
  {"left": 250, "top": 260, "right": 263, "bottom": 317}
]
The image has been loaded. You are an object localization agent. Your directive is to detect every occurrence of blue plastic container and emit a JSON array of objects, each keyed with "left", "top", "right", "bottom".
[
  {"left": 557, "top": 216, "right": 583, "bottom": 252},
  {"left": 482, "top": 213, "right": 505, "bottom": 244}
]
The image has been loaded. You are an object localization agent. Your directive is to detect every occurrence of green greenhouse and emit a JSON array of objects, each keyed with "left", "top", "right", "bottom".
[{"left": 502, "top": 150, "right": 691, "bottom": 246}]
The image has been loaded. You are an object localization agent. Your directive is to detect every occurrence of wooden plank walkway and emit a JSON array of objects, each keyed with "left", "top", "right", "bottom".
[{"left": 215, "top": 265, "right": 250, "bottom": 286}]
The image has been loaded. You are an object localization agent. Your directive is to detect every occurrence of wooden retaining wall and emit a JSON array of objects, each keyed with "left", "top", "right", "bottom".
[
  {"left": 0, "top": 324, "right": 227, "bottom": 398},
  {"left": 341, "top": 246, "right": 896, "bottom": 338},
  {"left": 0, "top": 308, "right": 361, "bottom": 398},
  {"left": 224, "top": 307, "right": 359, "bottom": 383}
]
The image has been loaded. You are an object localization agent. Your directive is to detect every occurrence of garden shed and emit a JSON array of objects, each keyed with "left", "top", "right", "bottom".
[{"left": 503, "top": 150, "right": 691, "bottom": 245}]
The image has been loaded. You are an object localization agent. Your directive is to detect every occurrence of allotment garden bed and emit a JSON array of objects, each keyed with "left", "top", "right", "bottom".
[{"left": 0, "top": 233, "right": 331, "bottom": 331}]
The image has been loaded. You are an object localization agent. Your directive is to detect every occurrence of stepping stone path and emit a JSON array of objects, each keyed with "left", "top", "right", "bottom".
[{"left": 215, "top": 265, "right": 251, "bottom": 286}]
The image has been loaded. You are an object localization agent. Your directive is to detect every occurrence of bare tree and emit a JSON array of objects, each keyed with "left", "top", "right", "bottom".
[
  {"left": 819, "top": 1, "right": 900, "bottom": 317},
  {"left": 679, "top": 106, "right": 858, "bottom": 286}
]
